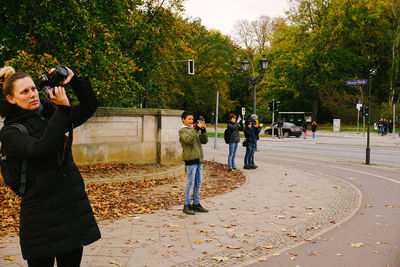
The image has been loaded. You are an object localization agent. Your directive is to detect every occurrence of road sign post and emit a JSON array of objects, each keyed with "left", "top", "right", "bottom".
[{"left": 346, "top": 79, "right": 370, "bottom": 164}]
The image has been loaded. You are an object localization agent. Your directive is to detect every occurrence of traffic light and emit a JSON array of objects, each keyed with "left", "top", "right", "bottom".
[
  {"left": 364, "top": 106, "right": 369, "bottom": 117},
  {"left": 268, "top": 100, "right": 273, "bottom": 111},
  {"left": 188, "top": 60, "right": 194, "bottom": 75},
  {"left": 275, "top": 100, "right": 280, "bottom": 112}
]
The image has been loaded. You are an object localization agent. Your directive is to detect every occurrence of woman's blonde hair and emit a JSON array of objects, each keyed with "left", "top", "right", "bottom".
[{"left": 0, "top": 66, "right": 31, "bottom": 97}]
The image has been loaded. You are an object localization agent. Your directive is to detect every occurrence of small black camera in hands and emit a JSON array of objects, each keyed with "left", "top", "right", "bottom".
[{"left": 38, "top": 65, "right": 69, "bottom": 97}]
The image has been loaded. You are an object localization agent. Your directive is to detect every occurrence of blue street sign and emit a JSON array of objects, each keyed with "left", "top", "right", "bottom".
[
  {"left": 345, "top": 79, "right": 368, "bottom": 86},
  {"left": 358, "top": 99, "right": 361, "bottom": 104}
]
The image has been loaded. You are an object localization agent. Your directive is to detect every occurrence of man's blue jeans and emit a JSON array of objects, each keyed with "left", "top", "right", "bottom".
[
  {"left": 185, "top": 163, "right": 202, "bottom": 206},
  {"left": 228, "top": 142, "right": 238, "bottom": 168},
  {"left": 244, "top": 143, "right": 256, "bottom": 166}
]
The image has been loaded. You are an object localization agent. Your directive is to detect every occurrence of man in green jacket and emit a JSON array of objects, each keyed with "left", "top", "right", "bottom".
[{"left": 179, "top": 111, "right": 209, "bottom": 215}]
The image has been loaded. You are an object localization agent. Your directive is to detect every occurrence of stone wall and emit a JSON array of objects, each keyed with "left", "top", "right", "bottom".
[{"left": 1, "top": 108, "right": 183, "bottom": 166}]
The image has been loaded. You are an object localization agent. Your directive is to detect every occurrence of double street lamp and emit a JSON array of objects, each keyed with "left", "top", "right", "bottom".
[{"left": 230, "top": 44, "right": 269, "bottom": 114}]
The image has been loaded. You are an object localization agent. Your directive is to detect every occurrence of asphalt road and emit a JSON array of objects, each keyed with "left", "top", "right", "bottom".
[
  {"left": 205, "top": 137, "right": 400, "bottom": 267},
  {"left": 257, "top": 140, "right": 400, "bottom": 168}
]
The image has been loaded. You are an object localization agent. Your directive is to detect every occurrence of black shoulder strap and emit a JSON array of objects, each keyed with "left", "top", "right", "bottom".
[{"left": 10, "top": 123, "right": 30, "bottom": 195}]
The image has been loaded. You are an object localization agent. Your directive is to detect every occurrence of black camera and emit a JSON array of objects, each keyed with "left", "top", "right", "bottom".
[{"left": 38, "top": 65, "right": 69, "bottom": 97}]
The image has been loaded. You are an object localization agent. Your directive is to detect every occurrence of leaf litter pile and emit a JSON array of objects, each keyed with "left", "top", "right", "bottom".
[{"left": 0, "top": 160, "right": 245, "bottom": 239}]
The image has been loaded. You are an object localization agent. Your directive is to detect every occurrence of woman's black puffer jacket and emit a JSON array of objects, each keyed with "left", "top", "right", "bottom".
[
  {"left": 0, "top": 76, "right": 101, "bottom": 260},
  {"left": 226, "top": 121, "right": 244, "bottom": 143}
]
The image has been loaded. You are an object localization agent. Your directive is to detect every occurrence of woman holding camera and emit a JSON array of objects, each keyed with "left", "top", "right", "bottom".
[{"left": 0, "top": 66, "right": 101, "bottom": 267}]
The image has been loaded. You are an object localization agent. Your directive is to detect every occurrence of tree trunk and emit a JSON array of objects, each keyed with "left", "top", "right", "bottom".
[{"left": 312, "top": 90, "right": 319, "bottom": 121}]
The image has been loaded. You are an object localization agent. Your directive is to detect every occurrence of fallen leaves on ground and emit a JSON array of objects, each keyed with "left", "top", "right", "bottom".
[{"left": 0, "top": 160, "right": 246, "bottom": 239}]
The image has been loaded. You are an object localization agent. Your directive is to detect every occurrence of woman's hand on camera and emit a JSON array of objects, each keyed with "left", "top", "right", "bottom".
[
  {"left": 49, "top": 66, "right": 74, "bottom": 85},
  {"left": 62, "top": 67, "right": 74, "bottom": 84},
  {"left": 48, "top": 86, "right": 70, "bottom": 107}
]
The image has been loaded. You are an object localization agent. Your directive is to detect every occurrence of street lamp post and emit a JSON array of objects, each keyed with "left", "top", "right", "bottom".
[
  {"left": 230, "top": 44, "right": 269, "bottom": 114},
  {"left": 240, "top": 56, "right": 269, "bottom": 114},
  {"left": 366, "top": 68, "right": 376, "bottom": 165}
]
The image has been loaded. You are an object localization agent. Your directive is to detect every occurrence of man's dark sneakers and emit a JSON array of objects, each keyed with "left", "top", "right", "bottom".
[
  {"left": 243, "top": 165, "right": 251, "bottom": 169},
  {"left": 250, "top": 164, "right": 258, "bottom": 169},
  {"left": 192, "top": 204, "right": 209, "bottom": 212},
  {"left": 183, "top": 205, "right": 195, "bottom": 215}
]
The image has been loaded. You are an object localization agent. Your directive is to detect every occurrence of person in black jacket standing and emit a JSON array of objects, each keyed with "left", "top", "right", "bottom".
[
  {"left": 226, "top": 114, "right": 243, "bottom": 171},
  {"left": 311, "top": 121, "right": 317, "bottom": 139},
  {"left": 243, "top": 120, "right": 257, "bottom": 169},
  {"left": 0, "top": 66, "right": 101, "bottom": 267}
]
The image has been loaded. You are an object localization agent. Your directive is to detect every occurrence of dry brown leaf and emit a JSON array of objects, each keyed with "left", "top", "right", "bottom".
[
  {"left": 385, "top": 204, "right": 393, "bottom": 208},
  {"left": 258, "top": 257, "right": 268, "bottom": 261},
  {"left": 181, "top": 244, "right": 187, "bottom": 247},
  {"left": 227, "top": 245, "right": 241, "bottom": 249},
  {"left": 109, "top": 259, "right": 122, "bottom": 266},
  {"left": 290, "top": 256, "right": 296, "bottom": 261},
  {"left": 194, "top": 240, "right": 203, "bottom": 244},
  {"left": 304, "top": 238, "right": 313, "bottom": 241},
  {"left": 4, "top": 256, "right": 14, "bottom": 261},
  {"left": 290, "top": 251, "right": 298, "bottom": 256},
  {"left": 309, "top": 251, "right": 320, "bottom": 256},
  {"left": 349, "top": 242, "right": 364, "bottom": 248},
  {"left": 288, "top": 232, "right": 297, "bottom": 237},
  {"left": 263, "top": 243, "right": 274, "bottom": 249}
]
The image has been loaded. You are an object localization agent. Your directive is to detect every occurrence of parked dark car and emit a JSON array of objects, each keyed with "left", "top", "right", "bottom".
[{"left": 264, "top": 122, "right": 302, "bottom": 137}]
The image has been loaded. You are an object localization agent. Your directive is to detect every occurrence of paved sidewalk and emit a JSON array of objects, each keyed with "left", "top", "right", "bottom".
[{"left": 0, "top": 151, "right": 361, "bottom": 267}]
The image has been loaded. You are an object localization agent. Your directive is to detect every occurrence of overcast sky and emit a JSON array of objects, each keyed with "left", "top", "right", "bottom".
[{"left": 183, "top": 0, "right": 289, "bottom": 36}]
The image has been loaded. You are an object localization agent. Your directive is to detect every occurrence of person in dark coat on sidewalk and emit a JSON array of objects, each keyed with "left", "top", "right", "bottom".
[
  {"left": 311, "top": 121, "right": 317, "bottom": 139},
  {"left": 243, "top": 120, "right": 257, "bottom": 169},
  {"left": 0, "top": 66, "right": 101, "bottom": 267},
  {"left": 226, "top": 114, "right": 243, "bottom": 171}
]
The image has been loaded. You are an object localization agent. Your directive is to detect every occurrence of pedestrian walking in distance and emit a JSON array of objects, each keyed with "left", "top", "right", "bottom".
[
  {"left": 0, "top": 66, "right": 101, "bottom": 267},
  {"left": 179, "top": 112, "right": 209, "bottom": 215},
  {"left": 225, "top": 114, "right": 243, "bottom": 171},
  {"left": 311, "top": 121, "right": 317, "bottom": 139},
  {"left": 277, "top": 117, "right": 284, "bottom": 139}
]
